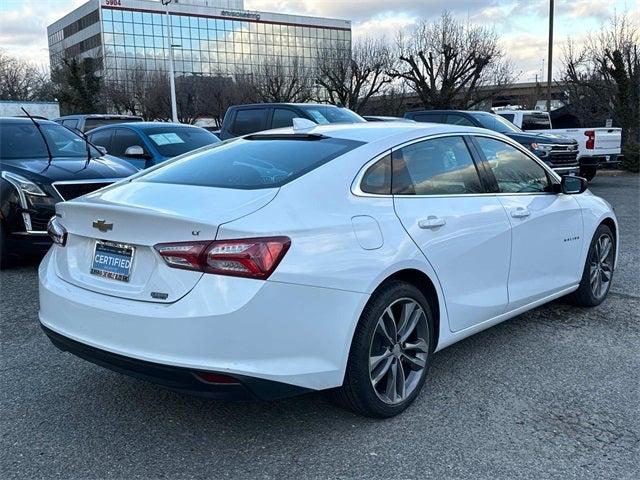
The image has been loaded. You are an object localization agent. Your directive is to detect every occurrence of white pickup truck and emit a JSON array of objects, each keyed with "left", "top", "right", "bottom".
[{"left": 496, "top": 109, "right": 621, "bottom": 181}]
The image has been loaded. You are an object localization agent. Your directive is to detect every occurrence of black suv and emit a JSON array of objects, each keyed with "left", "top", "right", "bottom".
[
  {"left": 219, "top": 103, "right": 365, "bottom": 140},
  {"left": 0, "top": 117, "right": 138, "bottom": 267},
  {"left": 404, "top": 110, "right": 580, "bottom": 175}
]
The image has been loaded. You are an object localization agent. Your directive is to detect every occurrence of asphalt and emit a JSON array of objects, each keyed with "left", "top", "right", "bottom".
[{"left": 1, "top": 172, "right": 639, "bottom": 480}]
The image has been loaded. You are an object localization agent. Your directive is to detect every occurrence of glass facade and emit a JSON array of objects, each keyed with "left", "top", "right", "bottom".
[{"left": 100, "top": 8, "right": 351, "bottom": 79}]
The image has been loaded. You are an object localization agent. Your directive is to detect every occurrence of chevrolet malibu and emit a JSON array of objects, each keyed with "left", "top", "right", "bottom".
[{"left": 39, "top": 122, "right": 618, "bottom": 418}]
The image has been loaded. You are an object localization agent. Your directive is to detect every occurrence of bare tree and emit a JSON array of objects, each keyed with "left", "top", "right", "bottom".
[
  {"left": 561, "top": 13, "right": 639, "bottom": 144},
  {"left": 0, "top": 50, "right": 53, "bottom": 101},
  {"left": 390, "top": 12, "right": 516, "bottom": 109},
  {"left": 243, "top": 57, "right": 312, "bottom": 103},
  {"left": 51, "top": 56, "right": 104, "bottom": 114},
  {"left": 315, "top": 37, "right": 395, "bottom": 113}
]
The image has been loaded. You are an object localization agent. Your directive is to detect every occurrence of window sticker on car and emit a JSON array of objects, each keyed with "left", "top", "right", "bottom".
[{"left": 149, "top": 133, "right": 185, "bottom": 145}]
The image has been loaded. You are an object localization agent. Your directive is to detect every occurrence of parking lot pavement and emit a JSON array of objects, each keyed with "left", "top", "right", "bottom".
[{"left": 1, "top": 173, "right": 639, "bottom": 480}]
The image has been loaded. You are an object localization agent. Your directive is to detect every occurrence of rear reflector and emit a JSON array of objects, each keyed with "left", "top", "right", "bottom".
[
  {"left": 154, "top": 236, "right": 291, "bottom": 280},
  {"left": 194, "top": 372, "right": 240, "bottom": 384}
]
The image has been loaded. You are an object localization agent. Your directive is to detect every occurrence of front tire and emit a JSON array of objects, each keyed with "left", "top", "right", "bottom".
[
  {"left": 569, "top": 224, "right": 615, "bottom": 307},
  {"left": 333, "top": 281, "right": 434, "bottom": 418},
  {"left": 580, "top": 166, "right": 597, "bottom": 182}
]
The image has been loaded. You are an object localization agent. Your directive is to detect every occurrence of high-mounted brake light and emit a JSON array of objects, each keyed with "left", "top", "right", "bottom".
[
  {"left": 584, "top": 130, "right": 595, "bottom": 150},
  {"left": 154, "top": 237, "right": 291, "bottom": 280}
]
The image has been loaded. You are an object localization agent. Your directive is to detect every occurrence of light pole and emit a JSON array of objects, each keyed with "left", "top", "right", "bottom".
[
  {"left": 162, "top": 0, "right": 178, "bottom": 122},
  {"left": 546, "top": 0, "right": 554, "bottom": 113}
]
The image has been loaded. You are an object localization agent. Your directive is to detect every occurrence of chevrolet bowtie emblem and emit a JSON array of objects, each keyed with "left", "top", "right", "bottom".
[{"left": 92, "top": 220, "right": 113, "bottom": 232}]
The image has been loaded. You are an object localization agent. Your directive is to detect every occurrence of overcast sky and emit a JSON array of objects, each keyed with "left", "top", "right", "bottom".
[{"left": 0, "top": 0, "right": 637, "bottom": 82}]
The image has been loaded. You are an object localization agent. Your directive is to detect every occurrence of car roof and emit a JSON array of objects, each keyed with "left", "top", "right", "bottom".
[
  {"left": 89, "top": 122, "right": 203, "bottom": 132},
  {"left": 231, "top": 103, "right": 350, "bottom": 109},
  {"left": 263, "top": 121, "right": 496, "bottom": 144},
  {"left": 0, "top": 116, "right": 57, "bottom": 125},
  {"left": 55, "top": 114, "right": 142, "bottom": 119}
]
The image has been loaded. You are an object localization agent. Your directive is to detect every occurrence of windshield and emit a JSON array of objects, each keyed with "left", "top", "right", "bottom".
[
  {"left": 0, "top": 123, "right": 100, "bottom": 160},
  {"left": 145, "top": 127, "right": 220, "bottom": 158},
  {"left": 140, "top": 136, "right": 363, "bottom": 189},
  {"left": 470, "top": 112, "right": 522, "bottom": 134},
  {"left": 299, "top": 106, "right": 365, "bottom": 124},
  {"left": 85, "top": 117, "right": 143, "bottom": 131}
]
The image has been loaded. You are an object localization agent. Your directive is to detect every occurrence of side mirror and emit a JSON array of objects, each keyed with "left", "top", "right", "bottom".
[
  {"left": 96, "top": 146, "right": 107, "bottom": 156},
  {"left": 561, "top": 175, "right": 587, "bottom": 195},
  {"left": 124, "top": 145, "right": 147, "bottom": 158}
]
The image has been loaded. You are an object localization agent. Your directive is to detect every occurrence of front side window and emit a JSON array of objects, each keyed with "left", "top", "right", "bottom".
[
  {"left": 470, "top": 112, "right": 521, "bottom": 134},
  {"left": 140, "top": 137, "right": 364, "bottom": 189},
  {"left": 475, "top": 137, "right": 550, "bottom": 193},
  {"left": 299, "top": 106, "right": 365, "bottom": 124},
  {"left": 446, "top": 114, "right": 475, "bottom": 126},
  {"left": 0, "top": 123, "right": 99, "bottom": 159},
  {"left": 271, "top": 108, "right": 298, "bottom": 129},
  {"left": 232, "top": 109, "right": 268, "bottom": 135},
  {"left": 392, "top": 136, "right": 484, "bottom": 195},
  {"left": 109, "top": 128, "right": 147, "bottom": 157}
]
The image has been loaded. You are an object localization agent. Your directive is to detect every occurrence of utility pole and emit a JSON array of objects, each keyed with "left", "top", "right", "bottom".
[
  {"left": 162, "top": 0, "right": 178, "bottom": 122},
  {"left": 546, "top": 0, "right": 554, "bottom": 113}
]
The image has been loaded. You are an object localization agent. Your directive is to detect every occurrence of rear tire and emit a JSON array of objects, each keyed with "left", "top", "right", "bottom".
[
  {"left": 569, "top": 224, "right": 615, "bottom": 307},
  {"left": 333, "top": 281, "right": 434, "bottom": 418},
  {"left": 580, "top": 166, "right": 597, "bottom": 182}
]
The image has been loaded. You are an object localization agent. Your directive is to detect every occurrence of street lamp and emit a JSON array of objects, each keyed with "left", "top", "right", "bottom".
[{"left": 161, "top": 0, "right": 178, "bottom": 122}]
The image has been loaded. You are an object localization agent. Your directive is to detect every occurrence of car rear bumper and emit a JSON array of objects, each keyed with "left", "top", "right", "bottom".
[
  {"left": 579, "top": 155, "right": 620, "bottom": 168},
  {"left": 550, "top": 165, "right": 580, "bottom": 175},
  {"left": 41, "top": 324, "right": 310, "bottom": 400},
  {"left": 38, "top": 249, "right": 368, "bottom": 393}
]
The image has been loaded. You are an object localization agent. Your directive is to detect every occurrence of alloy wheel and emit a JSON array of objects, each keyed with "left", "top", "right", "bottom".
[
  {"left": 590, "top": 233, "right": 614, "bottom": 299},
  {"left": 368, "top": 297, "right": 429, "bottom": 405}
]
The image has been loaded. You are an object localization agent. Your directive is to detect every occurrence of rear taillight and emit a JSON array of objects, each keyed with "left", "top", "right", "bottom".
[
  {"left": 585, "top": 130, "right": 595, "bottom": 149},
  {"left": 47, "top": 216, "right": 67, "bottom": 246},
  {"left": 154, "top": 236, "right": 291, "bottom": 279}
]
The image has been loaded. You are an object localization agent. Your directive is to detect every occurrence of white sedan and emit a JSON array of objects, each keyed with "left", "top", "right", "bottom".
[{"left": 39, "top": 122, "right": 618, "bottom": 417}]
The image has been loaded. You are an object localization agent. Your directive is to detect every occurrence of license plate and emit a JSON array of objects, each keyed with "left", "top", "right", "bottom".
[{"left": 90, "top": 241, "right": 135, "bottom": 282}]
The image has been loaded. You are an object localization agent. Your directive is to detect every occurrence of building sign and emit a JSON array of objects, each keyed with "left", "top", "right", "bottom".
[
  {"left": 103, "top": 0, "right": 123, "bottom": 7},
  {"left": 220, "top": 10, "right": 261, "bottom": 21}
]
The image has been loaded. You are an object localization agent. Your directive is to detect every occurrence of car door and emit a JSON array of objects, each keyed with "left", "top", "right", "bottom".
[
  {"left": 392, "top": 135, "right": 512, "bottom": 332},
  {"left": 472, "top": 135, "right": 584, "bottom": 309}
]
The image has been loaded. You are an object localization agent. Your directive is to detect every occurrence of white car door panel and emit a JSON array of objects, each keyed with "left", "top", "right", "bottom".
[
  {"left": 474, "top": 135, "right": 585, "bottom": 309},
  {"left": 498, "top": 194, "right": 583, "bottom": 308},
  {"left": 391, "top": 135, "right": 511, "bottom": 332}
]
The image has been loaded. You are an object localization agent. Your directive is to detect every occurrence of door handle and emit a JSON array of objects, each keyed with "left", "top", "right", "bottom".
[
  {"left": 418, "top": 216, "right": 446, "bottom": 229},
  {"left": 510, "top": 207, "right": 531, "bottom": 218}
]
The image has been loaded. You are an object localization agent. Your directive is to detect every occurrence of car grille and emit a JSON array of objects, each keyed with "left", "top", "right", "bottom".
[
  {"left": 52, "top": 181, "right": 114, "bottom": 201},
  {"left": 549, "top": 146, "right": 579, "bottom": 165}
]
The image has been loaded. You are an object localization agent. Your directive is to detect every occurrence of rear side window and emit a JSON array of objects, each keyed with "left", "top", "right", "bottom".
[
  {"left": 84, "top": 118, "right": 140, "bottom": 131},
  {"left": 140, "top": 137, "right": 364, "bottom": 189},
  {"left": 232, "top": 109, "right": 268, "bottom": 135},
  {"left": 411, "top": 113, "right": 443, "bottom": 123},
  {"left": 360, "top": 154, "right": 391, "bottom": 194},
  {"left": 392, "top": 136, "right": 484, "bottom": 195},
  {"left": 88, "top": 129, "right": 113, "bottom": 151}
]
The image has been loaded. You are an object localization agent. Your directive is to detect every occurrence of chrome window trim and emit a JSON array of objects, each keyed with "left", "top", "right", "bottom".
[{"left": 352, "top": 131, "right": 561, "bottom": 199}]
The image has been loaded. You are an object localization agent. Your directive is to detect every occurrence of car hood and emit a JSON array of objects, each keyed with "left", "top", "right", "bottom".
[
  {"left": 504, "top": 132, "right": 577, "bottom": 145},
  {"left": 1, "top": 155, "right": 139, "bottom": 183}
]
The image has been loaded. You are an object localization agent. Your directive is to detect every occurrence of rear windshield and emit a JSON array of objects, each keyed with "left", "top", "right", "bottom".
[
  {"left": 522, "top": 114, "right": 551, "bottom": 130},
  {"left": 84, "top": 117, "right": 142, "bottom": 131},
  {"left": 145, "top": 126, "right": 219, "bottom": 157},
  {"left": 139, "top": 136, "right": 363, "bottom": 189}
]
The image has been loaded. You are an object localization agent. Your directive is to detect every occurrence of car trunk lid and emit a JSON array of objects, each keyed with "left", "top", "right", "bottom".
[{"left": 53, "top": 181, "right": 278, "bottom": 303}]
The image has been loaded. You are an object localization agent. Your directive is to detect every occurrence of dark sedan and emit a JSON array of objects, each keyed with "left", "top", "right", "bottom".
[
  {"left": 0, "top": 117, "right": 139, "bottom": 268},
  {"left": 87, "top": 122, "right": 220, "bottom": 170}
]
